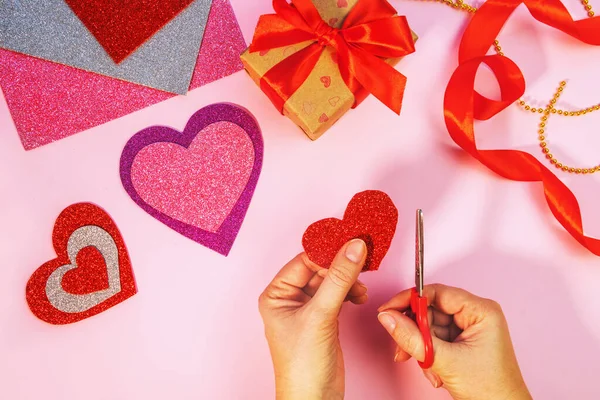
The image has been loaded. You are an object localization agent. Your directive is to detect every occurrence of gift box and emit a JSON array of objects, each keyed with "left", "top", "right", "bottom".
[{"left": 241, "top": 0, "right": 417, "bottom": 140}]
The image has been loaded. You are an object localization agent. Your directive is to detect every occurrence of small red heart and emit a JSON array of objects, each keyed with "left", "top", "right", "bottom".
[
  {"left": 26, "top": 203, "right": 137, "bottom": 324},
  {"left": 302, "top": 191, "right": 398, "bottom": 271},
  {"left": 320, "top": 76, "right": 332, "bottom": 88},
  {"left": 329, "top": 17, "right": 339, "bottom": 26},
  {"left": 259, "top": 49, "right": 270, "bottom": 56},
  {"left": 62, "top": 247, "right": 109, "bottom": 294},
  {"left": 337, "top": 0, "right": 349, "bottom": 7},
  {"left": 318, "top": 113, "right": 329, "bottom": 123}
]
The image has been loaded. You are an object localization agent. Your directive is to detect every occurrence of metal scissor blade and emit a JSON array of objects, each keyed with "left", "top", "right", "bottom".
[{"left": 415, "top": 209, "right": 424, "bottom": 297}]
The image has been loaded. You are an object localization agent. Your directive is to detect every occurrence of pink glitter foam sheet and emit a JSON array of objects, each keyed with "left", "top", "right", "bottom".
[
  {"left": 120, "top": 103, "right": 263, "bottom": 256},
  {"left": 0, "top": 0, "right": 246, "bottom": 151}
]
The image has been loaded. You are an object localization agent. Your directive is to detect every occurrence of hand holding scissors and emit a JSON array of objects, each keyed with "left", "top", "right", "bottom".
[{"left": 378, "top": 210, "right": 531, "bottom": 398}]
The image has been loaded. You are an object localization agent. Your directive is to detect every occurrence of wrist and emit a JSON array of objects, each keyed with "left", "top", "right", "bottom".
[
  {"left": 502, "top": 386, "right": 532, "bottom": 400},
  {"left": 275, "top": 375, "right": 343, "bottom": 400},
  {"left": 490, "top": 382, "right": 531, "bottom": 400}
]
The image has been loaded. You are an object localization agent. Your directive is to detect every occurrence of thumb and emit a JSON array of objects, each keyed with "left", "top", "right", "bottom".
[
  {"left": 378, "top": 309, "right": 441, "bottom": 364},
  {"left": 311, "top": 239, "right": 367, "bottom": 313}
]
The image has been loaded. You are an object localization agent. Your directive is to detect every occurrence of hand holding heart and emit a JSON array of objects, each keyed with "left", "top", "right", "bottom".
[{"left": 259, "top": 240, "right": 368, "bottom": 400}]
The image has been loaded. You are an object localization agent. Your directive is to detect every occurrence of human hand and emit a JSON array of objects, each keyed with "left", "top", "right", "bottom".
[
  {"left": 378, "top": 284, "right": 531, "bottom": 400},
  {"left": 258, "top": 239, "right": 368, "bottom": 400}
]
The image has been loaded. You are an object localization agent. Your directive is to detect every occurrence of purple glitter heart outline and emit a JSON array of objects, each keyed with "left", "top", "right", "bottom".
[{"left": 119, "top": 103, "right": 263, "bottom": 256}]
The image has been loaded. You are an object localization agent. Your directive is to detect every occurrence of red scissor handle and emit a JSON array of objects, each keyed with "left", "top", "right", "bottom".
[{"left": 410, "top": 287, "right": 434, "bottom": 369}]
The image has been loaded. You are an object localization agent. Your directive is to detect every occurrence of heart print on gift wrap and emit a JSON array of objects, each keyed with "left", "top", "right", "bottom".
[
  {"left": 302, "top": 190, "right": 398, "bottom": 272},
  {"left": 26, "top": 203, "right": 137, "bottom": 325},
  {"left": 120, "top": 103, "right": 264, "bottom": 256}
]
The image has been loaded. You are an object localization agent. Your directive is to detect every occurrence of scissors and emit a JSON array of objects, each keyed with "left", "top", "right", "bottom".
[{"left": 410, "top": 209, "right": 434, "bottom": 369}]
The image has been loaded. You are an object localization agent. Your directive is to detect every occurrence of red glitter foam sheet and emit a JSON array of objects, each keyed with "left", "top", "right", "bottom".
[
  {"left": 64, "top": 0, "right": 195, "bottom": 63},
  {"left": 26, "top": 203, "right": 137, "bottom": 325},
  {"left": 302, "top": 191, "right": 398, "bottom": 272}
]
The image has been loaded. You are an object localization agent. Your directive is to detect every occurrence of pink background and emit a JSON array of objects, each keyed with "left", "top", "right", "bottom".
[{"left": 1, "top": 1, "right": 600, "bottom": 399}]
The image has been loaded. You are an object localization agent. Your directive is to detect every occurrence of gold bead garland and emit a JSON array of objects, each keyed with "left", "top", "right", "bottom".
[{"left": 537, "top": 81, "right": 600, "bottom": 174}]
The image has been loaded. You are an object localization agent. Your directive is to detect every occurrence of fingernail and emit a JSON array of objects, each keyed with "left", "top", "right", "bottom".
[
  {"left": 393, "top": 352, "right": 399, "bottom": 362},
  {"left": 377, "top": 312, "right": 397, "bottom": 332},
  {"left": 345, "top": 239, "right": 366, "bottom": 263},
  {"left": 354, "top": 294, "right": 369, "bottom": 304},
  {"left": 423, "top": 370, "right": 441, "bottom": 388}
]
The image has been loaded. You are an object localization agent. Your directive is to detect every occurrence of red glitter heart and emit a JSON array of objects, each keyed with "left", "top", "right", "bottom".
[
  {"left": 26, "top": 203, "right": 137, "bottom": 324},
  {"left": 62, "top": 247, "right": 110, "bottom": 295},
  {"left": 337, "top": 0, "right": 349, "bottom": 8},
  {"left": 320, "top": 76, "right": 332, "bottom": 88},
  {"left": 329, "top": 17, "right": 339, "bottom": 26},
  {"left": 64, "top": 0, "right": 195, "bottom": 63},
  {"left": 302, "top": 191, "right": 398, "bottom": 271},
  {"left": 318, "top": 113, "right": 329, "bottom": 123}
]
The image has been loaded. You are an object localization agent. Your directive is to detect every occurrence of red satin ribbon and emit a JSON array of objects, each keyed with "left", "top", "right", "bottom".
[
  {"left": 445, "top": 0, "right": 600, "bottom": 254},
  {"left": 249, "top": 0, "right": 415, "bottom": 114}
]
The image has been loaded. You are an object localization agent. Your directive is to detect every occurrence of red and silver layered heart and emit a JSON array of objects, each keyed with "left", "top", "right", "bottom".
[{"left": 26, "top": 203, "right": 137, "bottom": 324}]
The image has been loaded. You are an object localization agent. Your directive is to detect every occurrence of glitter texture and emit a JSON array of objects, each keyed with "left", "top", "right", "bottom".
[
  {"left": 302, "top": 191, "right": 398, "bottom": 271},
  {"left": 45, "top": 225, "right": 121, "bottom": 313},
  {"left": 131, "top": 121, "right": 255, "bottom": 232},
  {"left": 0, "top": 0, "right": 212, "bottom": 94},
  {"left": 64, "top": 0, "right": 195, "bottom": 64},
  {"left": 26, "top": 203, "right": 137, "bottom": 325},
  {"left": 188, "top": 0, "right": 245, "bottom": 87},
  {"left": 0, "top": 0, "right": 246, "bottom": 151},
  {"left": 120, "top": 103, "right": 263, "bottom": 256}
]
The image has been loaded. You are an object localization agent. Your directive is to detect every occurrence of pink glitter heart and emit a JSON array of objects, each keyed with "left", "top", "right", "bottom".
[
  {"left": 120, "top": 103, "right": 263, "bottom": 256},
  {"left": 130, "top": 121, "right": 254, "bottom": 232}
]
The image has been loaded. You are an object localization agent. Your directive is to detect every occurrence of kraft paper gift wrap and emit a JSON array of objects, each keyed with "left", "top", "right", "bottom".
[{"left": 241, "top": 0, "right": 417, "bottom": 140}]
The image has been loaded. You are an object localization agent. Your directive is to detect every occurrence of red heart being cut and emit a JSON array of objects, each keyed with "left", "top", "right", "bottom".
[
  {"left": 26, "top": 203, "right": 137, "bottom": 324},
  {"left": 302, "top": 190, "right": 398, "bottom": 271}
]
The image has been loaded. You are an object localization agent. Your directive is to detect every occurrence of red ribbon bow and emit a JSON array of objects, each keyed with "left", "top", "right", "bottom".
[
  {"left": 249, "top": 0, "right": 416, "bottom": 114},
  {"left": 444, "top": 0, "right": 600, "bottom": 255}
]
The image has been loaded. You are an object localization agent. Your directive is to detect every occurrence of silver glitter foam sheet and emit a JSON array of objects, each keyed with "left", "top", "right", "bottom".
[{"left": 0, "top": 0, "right": 212, "bottom": 94}]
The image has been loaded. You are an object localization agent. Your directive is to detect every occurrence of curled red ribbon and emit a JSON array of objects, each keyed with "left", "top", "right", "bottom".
[
  {"left": 249, "top": 0, "right": 415, "bottom": 114},
  {"left": 445, "top": 0, "right": 600, "bottom": 254}
]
